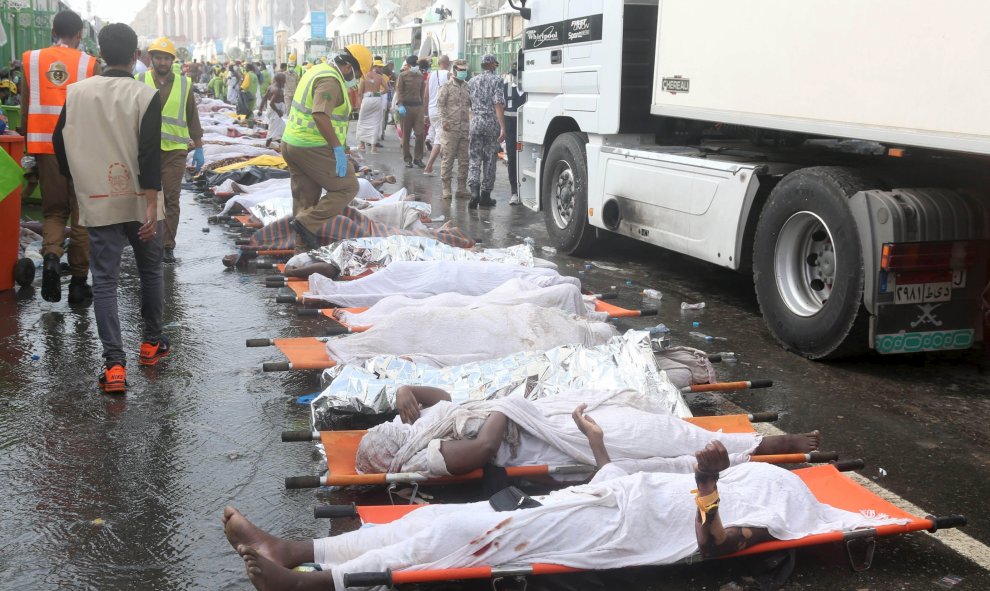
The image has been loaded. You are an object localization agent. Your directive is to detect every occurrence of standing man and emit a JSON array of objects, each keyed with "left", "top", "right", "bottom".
[
  {"left": 380, "top": 60, "right": 394, "bottom": 142},
  {"left": 503, "top": 63, "right": 525, "bottom": 205},
  {"left": 239, "top": 63, "right": 259, "bottom": 116},
  {"left": 138, "top": 36, "right": 205, "bottom": 264},
  {"left": 395, "top": 55, "right": 425, "bottom": 168},
  {"left": 54, "top": 22, "right": 168, "bottom": 393},
  {"left": 20, "top": 10, "right": 98, "bottom": 303},
  {"left": 466, "top": 54, "right": 506, "bottom": 209},
  {"left": 208, "top": 64, "right": 225, "bottom": 99},
  {"left": 437, "top": 59, "right": 470, "bottom": 200},
  {"left": 281, "top": 44, "right": 372, "bottom": 249},
  {"left": 281, "top": 62, "right": 298, "bottom": 107},
  {"left": 422, "top": 54, "right": 450, "bottom": 176},
  {"left": 354, "top": 58, "right": 387, "bottom": 153},
  {"left": 258, "top": 72, "right": 286, "bottom": 147}
]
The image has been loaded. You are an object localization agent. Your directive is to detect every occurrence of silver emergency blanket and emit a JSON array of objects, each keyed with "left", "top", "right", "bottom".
[
  {"left": 248, "top": 197, "right": 293, "bottom": 226},
  {"left": 307, "top": 235, "right": 539, "bottom": 278},
  {"left": 310, "top": 330, "right": 691, "bottom": 430}
]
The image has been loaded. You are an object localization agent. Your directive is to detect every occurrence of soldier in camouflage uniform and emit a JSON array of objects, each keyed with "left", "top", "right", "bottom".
[
  {"left": 466, "top": 54, "right": 506, "bottom": 208},
  {"left": 437, "top": 59, "right": 471, "bottom": 200}
]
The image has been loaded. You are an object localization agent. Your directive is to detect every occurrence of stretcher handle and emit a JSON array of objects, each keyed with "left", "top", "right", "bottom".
[
  {"left": 927, "top": 515, "right": 967, "bottom": 532},
  {"left": 235, "top": 238, "right": 251, "bottom": 246},
  {"left": 285, "top": 476, "right": 321, "bottom": 489},
  {"left": 263, "top": 362, "right": 290, "bottom": 372},
  {"left": 831, "top": 459, "right": 865, "bottom": 472},
  {"left": 313, "top": 504, "right": 357, "bottom": 519},
  {"left": 344, "top": 571, "right": 392, "bottom": 588},
  {"left": 251, "top": 262, "right": 275, "bottom": 270},
  {"left": 750, "top": 379, "right": 773, "bottom": 389},
  {"left": 246, "top": 338, "right": 273, "bottom": 347},
  {"left": 265, "top": 277, "right": 288, "bottom": 288},
  {"left": 595, "top": 292, "right": 618, "bottom": 300},
  {"left": 638, "top": 308, "right": 658, "bottom": 317},
  {"left": 281, "top": 430, "right": 317, "bottom": 442},
  {"left": 707, "top": 354, "right": 722, "bottom": 363},
  {"left": 748, "top": 411, "right": 778, "bottom": 423},
  {"left": 275, "top": 295, "right": 299, "bottom": 304},
  {"left": 808, "top": 451, "right": 839, "bottom": 463},
  {"left": 683, "top": 380, "right": 773, "bottom": 393},
  {"left": 297, "top": 308, "right": 321, "bottom": 316},
  {"left": 324, "top": 325, "right": 351, "bottom": 336}
]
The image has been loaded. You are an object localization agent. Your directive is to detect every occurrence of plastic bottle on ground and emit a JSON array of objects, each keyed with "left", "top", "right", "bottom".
[
  {"left": 689, "top": 331, "right": 714, "bottom": 342},
  {"left": 541, "top": 245, "right": 556, "bottom": 254},
  {"left": 523, "top": 237, "right": 535, "bottom": 246},
  {"left": 717, "top": 352, "right": 738, "bottom": 363},
  {"left": 642, "top": 288, "right": 662, "bottom": 300},
  {"left": 681, "top": 302, "right": 706, "bottom": 310}
]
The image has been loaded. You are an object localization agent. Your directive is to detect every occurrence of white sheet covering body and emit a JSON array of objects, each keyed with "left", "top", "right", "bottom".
[
  {"left": 340, "top": 278, "right": 605, "bottom": 325},
  {"left": 307, "top": 260, "right": 580, "bottom": 307},
  {"left": 356, "top": 389, "right": 761, "bottom": 477},
  {"left": 316, "top": 461, "right": 908, "bottom": 591},
  {"left": 324, "top": 303, "right": 617, "bottom": 367}
]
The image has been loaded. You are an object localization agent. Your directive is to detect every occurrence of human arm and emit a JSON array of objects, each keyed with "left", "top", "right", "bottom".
[
  {"left": 53, "top": 105, "right": 70, "bottom": 178},
  {"left": 394, "top": 385, "right": 452, "bottom": 424},
  {"left": 186, "top": 84, "right": 203, "bottom": 147},
  {"left": 572, "top": 404, "right": 611, "bottom": 469},
  {"left": 138, "top": 93, "right": 163, "bottom": 241},
  {"left": 258, "top": 86, "right": 271, "bottom": 113},
  {"left": 496, "top": 102, "right": 506, "bottom": 144},
  {"left": 17, "top": 76, "right": 27, "bottom": 135}
]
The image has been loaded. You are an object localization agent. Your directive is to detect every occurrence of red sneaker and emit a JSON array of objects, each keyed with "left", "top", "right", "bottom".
[
  {"left": 139, "top": 337, "right": 171, "bottom": 366},
  {"left": 99, "top": 364, "right": 127, "bottom": 394}
]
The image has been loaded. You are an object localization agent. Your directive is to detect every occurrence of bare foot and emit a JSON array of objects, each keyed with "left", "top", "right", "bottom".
[
  {"left": 384, "top": 174, "right": 396, "bottom": 184},
  {"left": 223, "top": 507, "right": 312, "bottom": 568},
  {"left": 239, "top": 544, "right": 332, "bottom": 591},
  {"left": 754, "top": 430, "right": 821, "bottom": 455}
]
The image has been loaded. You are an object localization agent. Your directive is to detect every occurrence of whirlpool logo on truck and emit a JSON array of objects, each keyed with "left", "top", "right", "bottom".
[{"left": 525, "top": 14, "right": 603, "bottom": 50}]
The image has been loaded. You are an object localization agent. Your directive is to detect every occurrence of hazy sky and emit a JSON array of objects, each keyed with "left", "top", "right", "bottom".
[{"left": 65, "top": 0, "right": 148, "bottom": 25}]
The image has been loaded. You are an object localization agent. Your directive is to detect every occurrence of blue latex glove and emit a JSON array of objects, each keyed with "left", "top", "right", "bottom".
[
  {"left": 397, "top": 104, "right": 407, "bottom": 117},
  {"left": 333, "top": 146, "right": 347, "bottom": 177},
  {"left": 192, "top": 146, "right": 205, "bottom": 171}
]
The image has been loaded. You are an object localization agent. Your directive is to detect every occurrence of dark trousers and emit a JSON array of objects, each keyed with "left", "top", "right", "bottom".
[
  {"left": 88, "top": 221, "right": 164, "bottom": 366},
  {"left": 505, "top": 115, "right": 518, "bottom": 195}
]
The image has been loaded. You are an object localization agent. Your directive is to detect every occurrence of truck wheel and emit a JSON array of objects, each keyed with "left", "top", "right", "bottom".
[
  {"left": 542, "top": 132, "right": 597, "bottom": 255},
  {"left": 752, "top": 167, "right": 871, "bottom": 359}
]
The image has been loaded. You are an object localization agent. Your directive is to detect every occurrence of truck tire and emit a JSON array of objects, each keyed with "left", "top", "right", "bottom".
[
  {"left": 752, "top": 167, "right": 872, "bottom": 359},
  {"left": 542, "top": 132, "right": 597, "bottom": 255}
]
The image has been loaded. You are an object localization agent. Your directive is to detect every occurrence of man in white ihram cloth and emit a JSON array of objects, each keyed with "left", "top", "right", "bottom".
[{"left": 223, "top": 407, "right": 905, "bottom": 591}]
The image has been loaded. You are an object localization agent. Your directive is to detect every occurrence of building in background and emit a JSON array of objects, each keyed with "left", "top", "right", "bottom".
[{"left": 0, "top": 0, "right": 99, "bottom": 66}]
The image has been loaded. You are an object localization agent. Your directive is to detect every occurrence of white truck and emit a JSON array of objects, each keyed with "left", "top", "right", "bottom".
[{"left": 509, "top": 0, "right": 990, "bottom": 359}]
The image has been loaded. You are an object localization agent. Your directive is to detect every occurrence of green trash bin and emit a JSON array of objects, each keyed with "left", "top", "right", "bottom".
[{"left": 1, "top": 105, "right": 21, "bottom": 132}]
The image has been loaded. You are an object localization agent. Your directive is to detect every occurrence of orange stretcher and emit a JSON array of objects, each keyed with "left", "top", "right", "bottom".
[
  {"left": 232, "top": 214, "right": 263, "bottom": 229},
  {"left": 280, "top": 415, "right": 839, "bottom": 489},
  {"left": 308, "top": 462, "right": 965, "bottom": 588},
  {"left": 249, "top": 337, "right": 335, "bottom": 371}
]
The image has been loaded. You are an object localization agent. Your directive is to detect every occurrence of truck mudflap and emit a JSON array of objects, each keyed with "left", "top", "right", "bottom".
[{"left": 850, "top": 188, "right": 990, "bottom": 354}]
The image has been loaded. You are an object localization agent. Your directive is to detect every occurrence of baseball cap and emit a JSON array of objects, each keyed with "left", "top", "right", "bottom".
[{"left": 481, "top": 54, "right": 498, "bottom": 66}]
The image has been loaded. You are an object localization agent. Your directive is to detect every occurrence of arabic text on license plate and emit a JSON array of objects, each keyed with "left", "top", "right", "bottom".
[{"left": 895, "top": 282, "right": 952, "bottom": 305}]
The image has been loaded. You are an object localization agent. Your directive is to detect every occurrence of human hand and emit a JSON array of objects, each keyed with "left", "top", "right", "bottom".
[
  {"left": 695, "top": 441, "right": 730, "bottom": 475},
  {"left": 572, "top": 403, "right": 603, "bottom": 442},
  {"left": 443, "top": 121, "right": 449, "bottom": 132},
  {"left": 192, "top": 146, "right": 205, "bottom": 171},
  {"left": 497, "top": 128, "right": 505, "bottom": 144},
  {"left": 397, "top": 104, "right": 407, "bottom": 117},
  {"left": 395, "top": 386, "right": 421, "bottom": 424},
  {"left": 138, "top": 203, "right": 158, "bottom": 242},
  {"left": 333, "top": 145, "right": 347, "bottom": 177}
]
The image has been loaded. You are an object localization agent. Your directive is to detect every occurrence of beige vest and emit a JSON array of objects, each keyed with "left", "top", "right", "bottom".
[{"left": 62, "top": 75, "right": 164, "bottom": 227}]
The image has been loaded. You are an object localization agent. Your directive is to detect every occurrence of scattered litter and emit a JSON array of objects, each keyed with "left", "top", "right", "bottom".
[
  {"left": 716, "top": 352, "right": 738, "bottom": 363},
  {"left": 296, "top": 392, "right": 320, "bottom": 405},
  {"left": 642, "top": 288, "right": 662, "bottom": 300},
  {"left": 540, "top": 246, "right": 557, "bottom": 254},
  {"left": 877, "top": 467, "right": 887, "bottom": 477},
  {"left": 90, "top": 518, "right": 105, "bottom": 526},
  {"left": 681, "top": 301, "right": 706, "bottom": 310},
  {"left": 522, "top": 237, "right": 535, "bottom": 246},
  {"left": 689, "top": 331, "right": 714, "bottom": 342},
  {"left": 430, "top": 215, "right": 446, "bottom": 222},
  {"left": 648, "top": 323, "right": 670, "bottom": 338},
  {"left": 610, "top": 285, "right": 617, "bottom": 290},
  {"left": 625, "top": 280, "right": 633, "bottom": 286},
  {"left": 935, "top": 575, "right": 963, "bottom": 589},
  {"left": 483, "top": 220, "right": 492, "bottom": 224},
  {"left": 578, "top": 271, "right": 586, "bottom": 275},
  {"left": 692, "top": 321, "right": 700, "bottom": 327},
  {"left": 31, "top": 354, "right": 40, "bottom": 361},
  {"left": 591, "top": 261, "right": 622, "bottom": 272},
  {"left": 201, "top": 227, "right": 210, "bottom": 233},
  {"left": 584, "top": 263, "right": 593, "bottom": 270}
]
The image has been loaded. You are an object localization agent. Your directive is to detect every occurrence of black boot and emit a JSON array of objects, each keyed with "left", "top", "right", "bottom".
[
  {"left": 162, "top": 248, "right": 177, "bottom": 264},
  {"left": 41, "top": 253, "right": 61, "bottom": 302},
  {"left": 468, "top": 184, "right": 481, "bottom": 209},
  {"left": 480, "top": 190, "right": 497, "bottom": 208},
  {"left": 68, "top": 276, "right": 93, "bottom": 305}
]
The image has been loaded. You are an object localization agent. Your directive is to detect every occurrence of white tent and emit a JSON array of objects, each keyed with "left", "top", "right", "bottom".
[{"left": 338, "top": 0, "right": 375, "bottom": 36}]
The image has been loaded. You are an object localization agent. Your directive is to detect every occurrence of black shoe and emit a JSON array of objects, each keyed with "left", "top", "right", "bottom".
[
  {"left": 290, "top": 219, "right": 321, "bottom": 250},
  {"left": 480, "top": 190, "right": 497, "bottom": 208},
  {"left": 375, "top": 142, "right": 384, "bottom": 148},
  {"left": 162, "top": 248, "right": 177, "bottom": 264},
  {"left": 14, "top": 258, "right": 35, "bottom": 287},
  {"left": 41, "top": 253, "right": 61, "bottom": 302},
  {"left": 468, "top": 184, "right": 481, "bottom": 209},
  {"left": 413, "top": 159, "right": 426, "bottom": 168},
  {"left": 68, "top": 276, "right": 92, "bottom": 304}
]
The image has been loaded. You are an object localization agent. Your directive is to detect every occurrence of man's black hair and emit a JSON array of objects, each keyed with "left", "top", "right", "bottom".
[
  {"left": 52, "top": 10, "right": 85, "bottom": 39},
  {"left": 279, "top": 63, "right": 287, "bottom": 70},
  {"left": 98, "top": 23, "right": 138, "bottom": 67}
]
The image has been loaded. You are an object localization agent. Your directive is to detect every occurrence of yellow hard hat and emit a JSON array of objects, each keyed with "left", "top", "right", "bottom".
[
  {"left": 344, "top": 43, "right": 372, "bottom": 78},
  {"left": 289, "top": 53, "right": 297, "bottom": 63},
  {"left": 149, "top": 36, "right": 176, "bottom": 58},
  {"left": 0, "top": 80, "right": 16, "bottom": 92}
]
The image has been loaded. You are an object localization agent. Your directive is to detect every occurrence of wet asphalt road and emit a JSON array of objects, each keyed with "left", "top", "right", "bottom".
[{"left": 1, "top": 127, "right": 988, "bottom": 591}]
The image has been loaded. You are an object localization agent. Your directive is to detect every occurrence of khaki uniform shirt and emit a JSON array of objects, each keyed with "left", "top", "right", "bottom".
[{"left": 437, "top": 77, "right": 471, "bottom": 134}]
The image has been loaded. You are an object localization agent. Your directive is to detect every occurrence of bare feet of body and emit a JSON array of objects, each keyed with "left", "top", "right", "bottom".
[
  {"left": 239, "top": 545, "right": 332, "bottom": 591},
  {"left": 753, "top": 430, "right": 821, "bottom": 455},
  {"left": 223, "top": 507, "right": 314, "bottom": 568}
]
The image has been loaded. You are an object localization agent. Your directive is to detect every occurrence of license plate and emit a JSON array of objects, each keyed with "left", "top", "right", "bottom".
[{"left": 894, "top": 282, "right": 952, "bottom": 305}]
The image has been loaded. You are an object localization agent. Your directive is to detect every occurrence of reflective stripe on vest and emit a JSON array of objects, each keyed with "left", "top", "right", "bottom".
[
  {"left": 282, "top": 64, "right": 352, "bottom": 149},
  {"left": 24, "top": 47, "right": 94, "bottom": 154},
  {"left": 139, "top": 72, "right": 191, "bottom": 151}
]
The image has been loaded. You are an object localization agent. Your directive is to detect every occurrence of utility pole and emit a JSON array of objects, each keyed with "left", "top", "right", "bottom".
[{"left": 456, "top": 0, "right": 466, "bottom": 59}]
